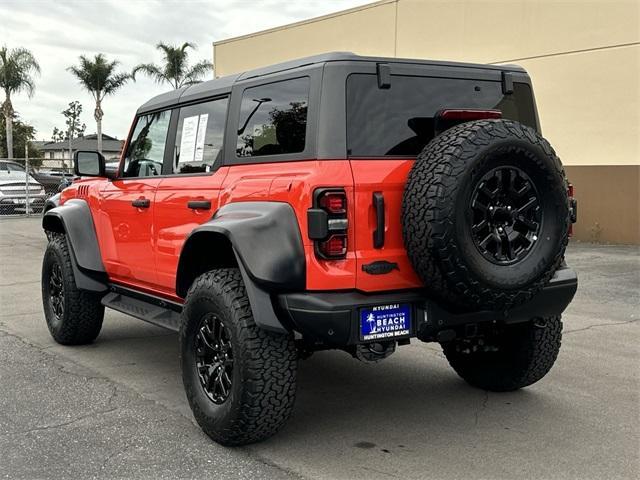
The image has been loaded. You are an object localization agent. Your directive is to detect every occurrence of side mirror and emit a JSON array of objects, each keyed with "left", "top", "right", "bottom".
[{"left": 74, "top": 150, "right": 105, "bottom": 177}]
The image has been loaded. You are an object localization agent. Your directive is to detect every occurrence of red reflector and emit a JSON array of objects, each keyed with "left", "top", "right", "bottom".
[
  {"left": 319, "top": 192, "right": 346, "bottom": 214},
  {"left": 439, "top": 109, "right": 502, "bottom": 121},
  {"left": 320, "top": 234, "right": 347, "bottom": 258}
]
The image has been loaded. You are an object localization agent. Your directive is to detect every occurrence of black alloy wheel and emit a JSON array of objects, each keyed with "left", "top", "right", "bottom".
[
  {"left": 181, "top": 268, "right": 298, "bottom": 445},
  {"left": 41, "top": 235, "right": 104, "bottom": 345},
  {"left": 48, "top": 262, "right": 65, "bottom": 321},
  {"left": 470, "top": 166, "right": 542, "bottom": 265},
  {"left": 195, "top": 313, "right": 234, "bottom": 404}
]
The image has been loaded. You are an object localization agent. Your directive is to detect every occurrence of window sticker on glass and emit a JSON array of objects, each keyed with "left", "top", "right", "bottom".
[
  {"left": 193, "top": 114, "right": 209, "bottom": 163},
  {"left": 180, "top": 115, "right": 199, "bottom": 163}
]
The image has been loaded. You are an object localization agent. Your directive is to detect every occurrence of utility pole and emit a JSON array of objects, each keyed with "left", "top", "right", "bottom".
[
  {"left": 25, "top": 142, "right": 30, "bottom": 217},
  {"left": 68, "top": 125, "right": 72, "bottom": 170}
]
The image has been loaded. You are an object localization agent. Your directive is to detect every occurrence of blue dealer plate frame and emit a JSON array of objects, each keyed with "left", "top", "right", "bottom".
[{"left": 359, "top": 303, "right": 411, "bottom": 342}]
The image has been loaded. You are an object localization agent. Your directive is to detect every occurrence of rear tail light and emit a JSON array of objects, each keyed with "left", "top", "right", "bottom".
[
  {"left": 319, "top": 234, "right": 348, "bottom": 257},
  {"left": 319, "top": 192, "right": 346, "bottom": 214},
  {"left": 308, "top": 188, "right": 348, "bottom": 260}
]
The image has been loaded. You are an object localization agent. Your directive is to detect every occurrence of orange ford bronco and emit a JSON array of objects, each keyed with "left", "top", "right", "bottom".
[{"left": 41, "top": 53, "right": 577, "bottom": 445}]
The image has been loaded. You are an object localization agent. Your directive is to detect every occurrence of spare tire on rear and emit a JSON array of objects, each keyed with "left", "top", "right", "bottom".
[{"left": 402, "top": 119, "right": 570, "bottom": 311}]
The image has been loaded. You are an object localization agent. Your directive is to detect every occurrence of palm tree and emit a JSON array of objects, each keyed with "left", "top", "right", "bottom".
[
  {"left": 132, "top": 42, "right": 213, "bottom": 90},
  {"left": 0, "top": 46, "right": 40, "bottom": 159},
  {"left": 68, "top": 54, "right": 129, "bottom": 154}
]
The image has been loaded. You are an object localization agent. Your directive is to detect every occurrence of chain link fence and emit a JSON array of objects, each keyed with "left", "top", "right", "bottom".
[{"left": 0, "top": 158, "right": 74, "bottom": 217}]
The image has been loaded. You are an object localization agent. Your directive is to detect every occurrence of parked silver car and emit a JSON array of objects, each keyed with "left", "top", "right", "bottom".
[{"left": 0, "top": 160, "right": 47, "bottom": 214}]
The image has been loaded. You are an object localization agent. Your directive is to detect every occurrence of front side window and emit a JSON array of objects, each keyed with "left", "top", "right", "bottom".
[
  {"left": 173, "top": 97, "right": 228, "bottom": 174},
  {"left": 122, "top": 110, "right": 171, "bottom": 178},
  {"left": 236, "top": 77, "right": 309, "bottom": 157}
]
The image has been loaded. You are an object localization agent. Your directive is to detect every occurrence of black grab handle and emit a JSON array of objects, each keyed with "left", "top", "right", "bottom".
[
  {"left": 373, "top": 192, "right": 385, "bottom": 249},
  {"left": 131, "top": 198, "right": 150, "bottom": 209},
  {"left": 187, "top": 200, "right": 212, "bottom": 210}
]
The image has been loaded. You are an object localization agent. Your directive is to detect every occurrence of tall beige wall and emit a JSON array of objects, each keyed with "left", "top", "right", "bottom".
[
  {"left": 213, "top": 1, "right": 398, "bottom": 76},
  {"left": 214, "top": 0, "right": 639, "bottom": 168},
  {"left": 394, "top": 0, "right": 640, "bottom": 168},
  {"left": 213, "top": 0, "right": 640, "bottom": 243}
]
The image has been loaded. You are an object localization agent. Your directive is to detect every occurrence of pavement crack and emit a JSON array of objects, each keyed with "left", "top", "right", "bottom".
[
  {"left": 564, "top": 318, "right": 639, "bottom": 334},
  {"left": 2, "top": 407, "right": 119, "bottom": 437},
  {"left": 99, "top": 445, "right": 127, "bottom": 472},
  {"left": 106, "top": 385, "right": 119, "bottom": 407},
  {"left": 56, "top": 363, "right": 110, "bottom": 382},
  {"left": 360, "top": 466, "right": 401, "bottom": 478},
  {"left": 244, "top": 446, "right": 309, "bottom": 480},
  {"left": 0, "top": 325, "right": 52, "bottom": 354},
  {"left": 474, "top": 390, "right": 489, "bottom": 426},
  {"left": 0, "top": 311, "right": 43, "bottom": 319},
  {"left": 0, "top": 280, "right": 39, "bottom": 287}
]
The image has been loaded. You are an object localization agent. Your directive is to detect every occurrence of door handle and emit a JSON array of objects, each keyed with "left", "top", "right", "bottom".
[
  {"left": 187, "top": 200, "right": 211, "bottom": 210},
  {"left": 131, "top": 198, "right": 150, "bottom": 209},
  {"left": 373, "top": 192, "right": 385, "bottom": 249}
]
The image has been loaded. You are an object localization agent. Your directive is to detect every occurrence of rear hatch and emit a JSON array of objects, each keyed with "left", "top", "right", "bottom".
[{"left": 346, "top": 70, "right": 538, "bottom": 292}]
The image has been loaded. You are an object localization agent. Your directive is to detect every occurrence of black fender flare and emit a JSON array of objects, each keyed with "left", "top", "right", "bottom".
[
  {"left": 42, "top": 199, "right": 107, "bottom": 292},
  {"left": 43, "top": 193, "right": 60, "bottom": 214},
  {"left": 176, "top": 202, "right": 306, "bottom": 333}
]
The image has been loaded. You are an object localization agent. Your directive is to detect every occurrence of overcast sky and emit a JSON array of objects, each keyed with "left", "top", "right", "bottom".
[{"left": 0, "top": 0, "right": 371, "bottom": 141}]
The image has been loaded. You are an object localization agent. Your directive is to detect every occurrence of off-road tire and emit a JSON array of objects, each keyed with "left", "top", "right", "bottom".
[
  {"left": 41, "top": 235, "right": 104, "bottom": 345},
  {"left": 442, "top": 315, "right": 562, "bottom": 391},
  {"left": 180, "top": 268, "right": 297, "bottom": 446},
  {"left": 402, "top": 119, "right": 570, "bottom": 311}
]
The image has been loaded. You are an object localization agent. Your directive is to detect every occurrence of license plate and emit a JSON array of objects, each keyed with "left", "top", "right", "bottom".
[{"left": 360, "top": 303, "right": 411, "bottom": 341}]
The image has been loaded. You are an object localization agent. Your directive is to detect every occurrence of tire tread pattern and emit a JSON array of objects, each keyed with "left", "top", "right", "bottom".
[
  {"left": 42, "top": 235, "right": 104, "bottom": 345},
  {"left": 181, "top": 268, "right": 297, "bottom": 446},
  {"left": 402, "top": 120, "right": 570, "bottom": 310}
]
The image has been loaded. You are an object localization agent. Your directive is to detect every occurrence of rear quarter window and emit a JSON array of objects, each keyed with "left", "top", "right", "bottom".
[
  {"left": 236, "top": 77, "right": 309, "bottom": 158},
  {"left": 346, "top": 74, "right": 536, "bottom": 157}
]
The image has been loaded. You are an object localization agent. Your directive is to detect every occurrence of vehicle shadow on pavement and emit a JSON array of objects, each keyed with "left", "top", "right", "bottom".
[
  {"left": 242, "top": 346, "right": 578, "bottom": 479},
  {"left": 290, "top": 348, "right": 548, "bottom": 434},
  {"left": 88, "top": 321, "right": 559, "bottom": 448}
]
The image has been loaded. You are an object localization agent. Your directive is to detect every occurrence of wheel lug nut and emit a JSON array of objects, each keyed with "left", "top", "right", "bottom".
[
  {"left": 489, "top": 206, "right": 494, "bottom": 211},
  {"left": 532, "top": 235, "right": 538, "bottom": 241},
  {"left": 498, "top": 227, "right": 503, "bottom": 232},
  {"left": 507, "top": 206, "right": 512, "bottom": 210}
]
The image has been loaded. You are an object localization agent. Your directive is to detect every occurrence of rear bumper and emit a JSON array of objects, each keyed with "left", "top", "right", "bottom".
[{"left": 278, "top": 266, "right": 578, "bottom": 347}]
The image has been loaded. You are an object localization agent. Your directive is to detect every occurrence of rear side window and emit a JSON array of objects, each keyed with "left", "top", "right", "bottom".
[
  {"left": 236, "top": 77, "right": 309, "bottom": 157},
  {"left": 346, "top": 74, "right": 536, "bottom": 157},
  {"left": 122, "top": 110, "right": 171, "bottom": 178},
  {"left": 173, "top": 97, "right": 228, "bottom": 174}
]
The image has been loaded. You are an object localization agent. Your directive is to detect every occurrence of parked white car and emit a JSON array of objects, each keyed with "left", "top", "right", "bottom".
[{"left": 0, "top": 160, "right": 47, "bottom": 214}]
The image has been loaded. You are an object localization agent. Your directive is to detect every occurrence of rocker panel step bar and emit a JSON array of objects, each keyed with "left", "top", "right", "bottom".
[{"left": 101, "top": 291, "right": 182, "bottom": 332}]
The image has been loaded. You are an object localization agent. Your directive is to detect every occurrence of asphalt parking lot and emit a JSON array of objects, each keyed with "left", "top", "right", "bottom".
[{"left": 0, "top": 216, "right": 638, "bottom": 480}]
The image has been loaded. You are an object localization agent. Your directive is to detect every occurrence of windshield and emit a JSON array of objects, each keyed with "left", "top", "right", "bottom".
[{"left": 7, "top": 163, "right": 25, "bottom": 173}]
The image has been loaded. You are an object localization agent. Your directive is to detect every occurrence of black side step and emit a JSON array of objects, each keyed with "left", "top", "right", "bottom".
[{"left": 101, "top": 292, "right": 182, "bottom": 332}]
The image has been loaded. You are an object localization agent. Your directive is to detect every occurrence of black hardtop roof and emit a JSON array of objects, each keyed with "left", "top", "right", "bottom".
[{"left": 137, "top": 51, "right": 525, "bottom": 114}]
